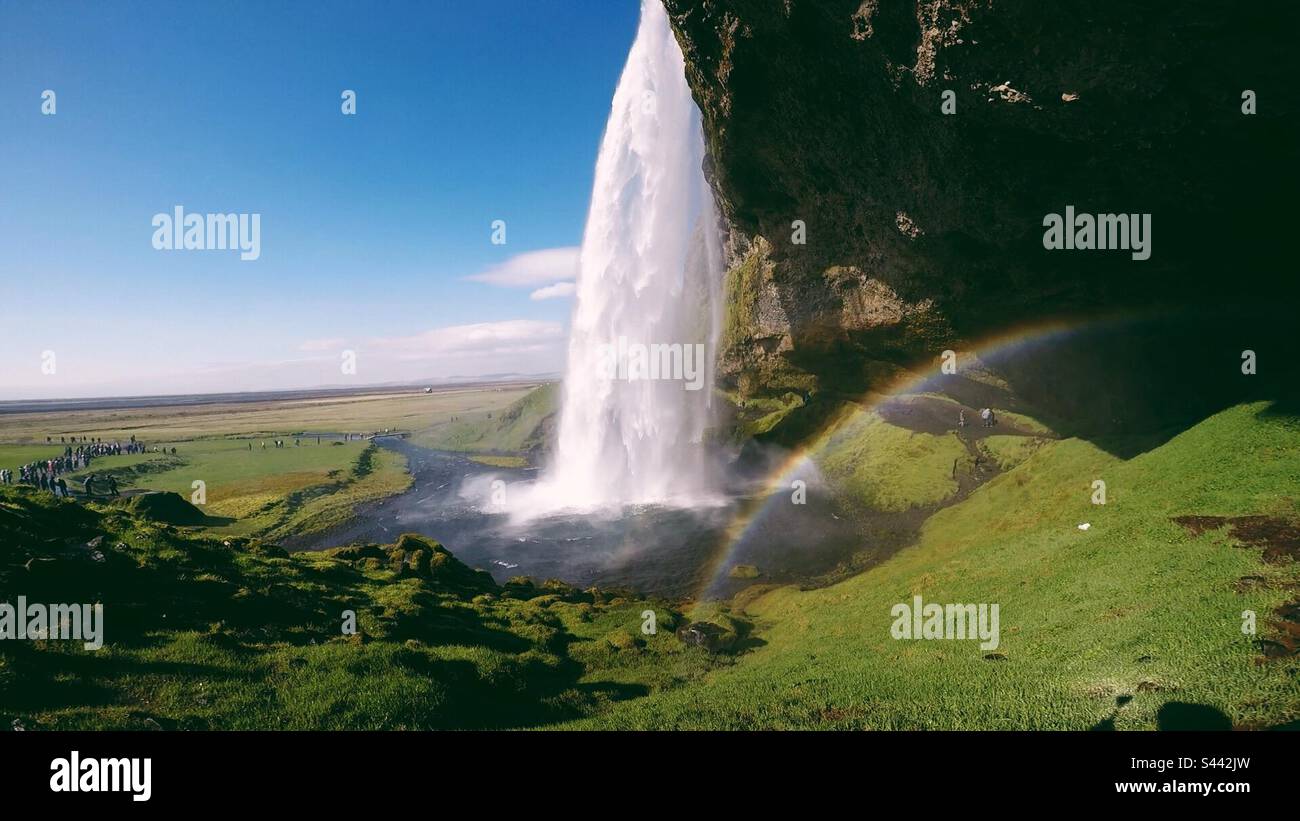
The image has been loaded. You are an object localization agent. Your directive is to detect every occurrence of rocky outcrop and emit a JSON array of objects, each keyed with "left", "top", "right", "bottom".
[{"left": 666, "top": 0, "right": 1297, "bottom": 406}]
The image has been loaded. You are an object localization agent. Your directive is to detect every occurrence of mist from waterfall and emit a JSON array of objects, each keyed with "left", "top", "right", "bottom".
[{"left": 525, "top": 0, "right": 724, "bottom": 514}]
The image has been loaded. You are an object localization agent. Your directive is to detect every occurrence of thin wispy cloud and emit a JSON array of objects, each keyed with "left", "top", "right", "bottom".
[
  {"left": 466, "top": 247, "right": 579, "bottom": 288},
  {"left": 298, "top": 337, "right": 347, "bottom": 352},
  {"left": 530, "top": 282, "right": 577, "bottom": 300},
  {"left": 368, "top": 319, "right": 565, "bottom": 362}
]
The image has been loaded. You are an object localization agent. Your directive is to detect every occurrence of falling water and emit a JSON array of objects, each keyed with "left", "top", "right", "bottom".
[{"left": 529, "top": 0, "right": 724, "bottom": 512}]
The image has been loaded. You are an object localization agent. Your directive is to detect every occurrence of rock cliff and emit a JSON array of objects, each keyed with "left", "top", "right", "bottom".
[{"left": 665, "top": 0, "right": 1297, "bottom": 413}]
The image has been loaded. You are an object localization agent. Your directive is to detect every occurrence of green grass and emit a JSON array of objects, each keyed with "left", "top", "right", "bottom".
[
  {"left": 4, "top": 400, "right": 1296, "bottom": 730},
  {"left": 993, "top": 409, "right": 1056, "bottom": 436},
  {"left": 0, "top": 386, "right": 539, "bottom": 444},
  {"left": 816, "top": 409, "right": 970, "bottom": 511},
  {"left": 0, "top": 492, "right": 710, "bottom": 730},
  {"left": 0, "top": 444, "right": 94, "bottom": 472},
  {"left": 0, "top": 385, "right": 541, "bottom": 539},
  {"left": 413, "top": 383, "right": 556, "bottom": 455},
  {"left": 572, "top": 402, "right": 1300, "bottom": 729},
  {"left": 978, "top": 434, "right": 1047, "bottom": 470}
]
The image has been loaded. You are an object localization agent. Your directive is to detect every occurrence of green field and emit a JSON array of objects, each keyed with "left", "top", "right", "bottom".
[
  {"left": 569, "top": 402, "right": 1300, "bottom": 729},
  {"left": 2, "top": 391, "right": 1295, "bottom": 730},
  {"left": 0, "top": 386, "right": 540, "bottom": 444},
  {"left": 0, "top": 384, "right": 546, "bottom": 540}
]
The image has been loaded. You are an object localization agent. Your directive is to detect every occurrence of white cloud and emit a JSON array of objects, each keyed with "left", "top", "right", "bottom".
[
  {"left": 530, "top": 281, "right": 576, "bottom": 300},
  {"left": 298, "top": 337, "right": 346, "bottom": 352},
  {"left": 0, "top": 318, "right": 568, "bottom": 401},
  {"left": 466, "top": 247, "right": 580, "bottom": 288},
  {"left": 368, "top": 319, "right": 565, "bottom": 362}
]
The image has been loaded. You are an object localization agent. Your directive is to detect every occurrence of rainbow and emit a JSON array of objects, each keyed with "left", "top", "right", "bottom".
[{"left": 693, "top": 313, "right": 1121, "bottom": 598}]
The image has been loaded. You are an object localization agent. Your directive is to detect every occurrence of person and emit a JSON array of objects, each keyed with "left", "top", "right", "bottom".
[
  {"left": 980, "top": 407, "right": 992, "bottom": 427},
  {"left": 108, "top": 477, "right": 119, "bottom": 497},
  {"left": 958, "top": 409, "right": 967, "bottom": 428},
  {"left": 83, "top": 474, "right": 95, "bottom": 497},
  {"left": 56, "top": 477, "right": 68, "bottom": 497}
]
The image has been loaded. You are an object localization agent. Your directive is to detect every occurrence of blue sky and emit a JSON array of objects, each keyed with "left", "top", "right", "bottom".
[{"left": 0, "top": 0, "right": 641, "bottom": 398}]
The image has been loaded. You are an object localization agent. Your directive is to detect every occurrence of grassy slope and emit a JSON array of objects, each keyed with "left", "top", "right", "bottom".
[
  {"left": 817, "top": 411, "right": 969, "bottom": 511},
  {"left": 5, "top": 401, "right": 1295, "bottom": 730},
  {"left": 575, "top": 402, "right": 1300, "bottom": 729},
  {"left": 978, "top": 434, "right": 1046, "bottom": 470},
  {"left": 0, "top": 490, "right": 709, "bottom": 730},
  {"left": 413, "top": 383, "right": 557, "bottom": 455}
]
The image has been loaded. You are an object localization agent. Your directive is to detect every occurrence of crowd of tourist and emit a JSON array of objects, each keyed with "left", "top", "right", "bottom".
[{"left": 1, "top": 435, "right": 153, "bottom": 498}]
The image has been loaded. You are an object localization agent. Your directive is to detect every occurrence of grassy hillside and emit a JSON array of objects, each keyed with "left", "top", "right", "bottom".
[
  {"left": 4, "top": 400, "right": 1294, "bottom": 730},
  {"left": 816, "top": 410, "right": 969, "bottom": 512},
  {"left": 574, "top": 402, "right": 1300, "bottom": 729},
  {"left": 413, "top": 383, "right": 557, "bottom": 457},
  {"left": 0, "top": 487, "right": 713, "bottom": 730}
]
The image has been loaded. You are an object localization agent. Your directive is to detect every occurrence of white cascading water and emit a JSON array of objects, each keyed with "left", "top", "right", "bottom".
[{"left": 527, "top": 0, "right": 724, "bottom": 512}]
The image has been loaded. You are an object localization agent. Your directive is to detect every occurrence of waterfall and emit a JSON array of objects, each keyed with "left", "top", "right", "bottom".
[{"left": 530, "top": 0, "right": 724, "bottom": 512}]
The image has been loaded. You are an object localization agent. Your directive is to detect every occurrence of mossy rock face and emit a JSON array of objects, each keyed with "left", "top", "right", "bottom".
[
  {"left": 664, "top": 0, "right": 1295, "bottom": 404},
  {"left": 394, "top": 533, "right": 439, "bottom": 553},
  {"left": 374, "top": 534, "right": 497, "bottom": 593},
  {"left": 322, "top": 544, "right": 387, "bottom": 562},
  {"left": 503, "top": 576, "right": 538, "bottom": 599},
  {"left": 408, "top": 548, "right": 431, "bottom": 577},
  {"left": 675, "top": 621, "right": 738, "bottom": 654},
  {"left": 123, "top": 492, "right": 206, "bottom": 526},
  {"left": 541, "top": 578, "right": 577, "bottom": 596}
]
